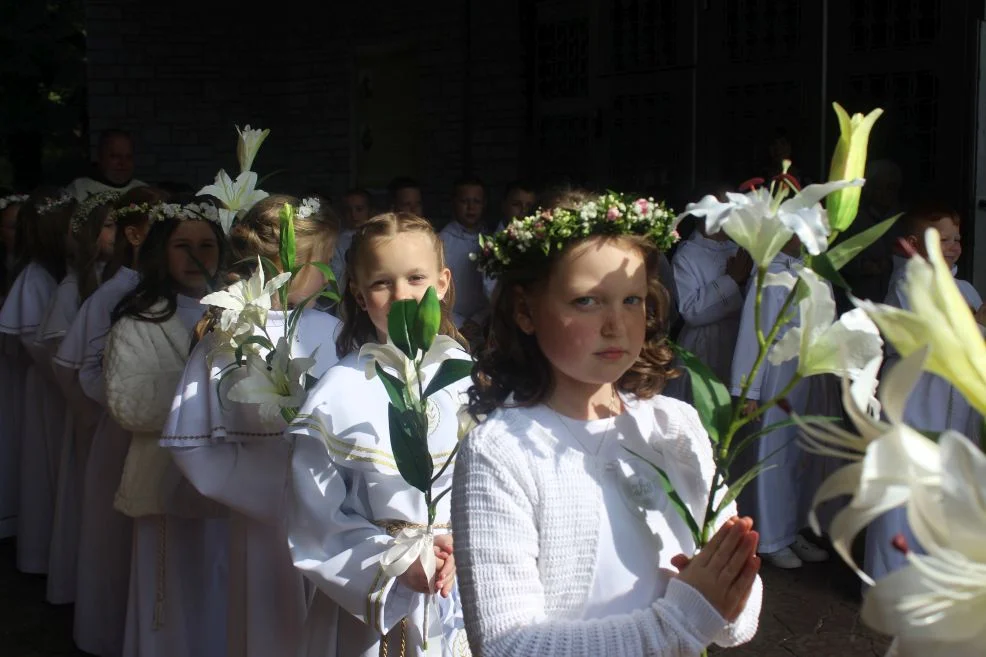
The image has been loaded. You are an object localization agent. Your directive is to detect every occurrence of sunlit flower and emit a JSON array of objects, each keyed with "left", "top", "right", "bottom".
[
  {"left": 236, "top": 124, "right": 270, "bottom": 174},
  {"left": 200, "top": 256, "right": 290, "bottom": 339},
  {"left": 197, "top": 170, "right": 269, "bottom": 233},
  {"left": 360, "top": 335, "right": 463, "bottom": 397},
  {"left": 226, "top": 338, "right": 316, "bottom": 425},
  {"left": 826, "top": 103, "right": 883, "bottom": 232}
]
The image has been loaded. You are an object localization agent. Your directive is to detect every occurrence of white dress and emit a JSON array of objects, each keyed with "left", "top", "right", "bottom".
[
  {"left": 57, "top": 265, "right": 140, "bottom": 657},
  {"left": 161, "top": 310, "right": 342, "bottom": 657},
  {"left": 864, "top": 256, "right": 983, "bottom": 581},
  {"left": 37, "top": 270, "right": 84, "bottom": 603},
  {"left": 729, "top": 252, "right": 837, "bottom": 554},
  {"left": 0, "top": 330, "right": 26, "bottom": 538},
  {"left": 105, "top": 294, "right": 228, "bottom": 657},
  {"left": 0, "top": 262, "right": 61, "bottom": 574},
  {"left": 438, "top": 221, "right": 486, "bottom": 326},
  {"left": 664, "top": 233, "right": 743, "bottom": 402},
  {"left": 450, "top": 394, "right": 762, "bottom": 657},
  {"left": 287, "top": 345, "right": 473, "bottom": 657},
  {"left": 66, "top": 176, "right": 146, "bottom": 201}
]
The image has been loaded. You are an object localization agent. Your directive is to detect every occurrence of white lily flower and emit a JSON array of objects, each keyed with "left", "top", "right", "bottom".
[
  {"left": 226, "top": 338, "right": 316, "bottom": 425},
  {"left": 360, "top": 334, "right": 464, "bottom": 399},
  {"left": 860, "top": 431, "right": 986, "bottom": 657},
  {"left": 676, "top": 179, "right": 863, "bottom": 267},
  {"left": 798, "top": 348, "right": 940, "bottom": 583},
  {"left": 769, "top": 266, "right": 883, "bottom": 378},
  {"left": 201, "top": 256, "right": 291, "bottom": 339},
  {"left": 854, "top": 228, "right": 986, "bottom": 418},
  {"left": 236, "top": 124, "right": 270, "bottom": 173},
  {"left": 197, "top": 169, "right": 269, "bottom": 230}
]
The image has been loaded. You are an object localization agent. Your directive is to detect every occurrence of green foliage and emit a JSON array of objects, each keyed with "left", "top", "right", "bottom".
[
  {"left": 413, "top": 286, "right": 441, "bottom": 352},
  {"left": 827, "top": 214, "right": 901, "bottom": 272},
  {"left": 278, "top": 204, "right": 297, "bottom": 272},
  {"left": 672, "top": 344, "right": 732, "bottom": 444},
  {"left": 423, "top": 359, "right": 474, "bottom": 399}
]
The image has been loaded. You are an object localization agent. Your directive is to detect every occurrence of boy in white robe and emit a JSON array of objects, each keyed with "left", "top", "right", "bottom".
[{"left": 439, "top": 176, "right": 487, "bottom": 340}]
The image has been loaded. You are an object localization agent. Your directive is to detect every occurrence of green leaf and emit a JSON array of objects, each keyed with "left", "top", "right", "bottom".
[
  {"left": 725, "top": 415, "right": 843, "bottom": 466},
  {"left": 413, "top": 286, "right": 441, "bottom": 352},
  {"left": 715, "top": 460, "right": 777, "bottom": 516},
  {"left": 388, "top": 298, "right": 418, "bottom": 358},
  {"left": 234, "top": 336, "right": 274, "bottom": 365},
  {"left": 828, "top": 213, "right": 901, "bottom": 271},
  {"left": 423, "top": 359, "right": 474, "bottom": 398},
  {"left": 624, "top": 446, "right": 702, "bottom": 544},
  {"left": 388, "top": 405, "right": 434, "bottom": 494},
  {"left": 671, "top": 343, "right": 732, "bottom": 444},
  {"left": 806, "top": 252, "right": 851, "bottom": 291},
  {"left": 257, "top": 168, "right": 287, "bottom": 186},
  {"left": 278, "top": 203, "right": 297, "bottom": 272},
  {"left": 375, "top": 363, "right": 408, "bottom": 412}
]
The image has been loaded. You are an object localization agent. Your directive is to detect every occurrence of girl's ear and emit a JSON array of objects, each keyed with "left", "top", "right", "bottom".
[
  {"left": 435, "top": 266, "right": 452, "bottom": 302},
  {"left": 512, "top": 286, "right": 536, "bottom": 335}
]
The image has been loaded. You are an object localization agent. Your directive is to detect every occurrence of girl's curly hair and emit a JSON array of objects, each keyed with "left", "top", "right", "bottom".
[{"left": 468, "top": 189, "right": 677, "bottom": 417}]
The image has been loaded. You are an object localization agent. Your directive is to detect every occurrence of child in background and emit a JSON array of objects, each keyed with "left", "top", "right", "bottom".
[
  {"left": 331, "top": 187, "right": 372, "bottom": 284},
  {"left": 287, "top": 212, "right": 470, "bottom": 657},
  {"left": 104, "top": 201, "right": 228, "bottom": 657},
  {"left": 439, "top": 175, "right": 488, "bottom": 341},
  {"left": 162, "top": 195, "right": 342, "bottom": 657},
  {"left": 0, "top": 187, "right": 76, "bottom": 574},
  {"left": 454, "top": 190, "right": 761, "bottom": 657},
  {"left": 482, "top": 181, "right": 537, "bottom": 300},
  {"left": 389, "top": 176, "right": 424, "bottom": 217},
  {"left": 864, "top": 202, "right": 983, "bottom": 581}
]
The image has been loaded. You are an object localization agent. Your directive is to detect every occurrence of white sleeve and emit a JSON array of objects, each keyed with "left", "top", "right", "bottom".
[
  {"left": 451, "top": 431, "right": 734, "bottom": 657},
  {"left": 674, "top": 254, "right": 742, "bottom": 327}
]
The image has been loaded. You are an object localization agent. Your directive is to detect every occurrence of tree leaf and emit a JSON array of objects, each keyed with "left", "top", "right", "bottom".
[
  {"left": 278, "top": 203, "right": 297, "bottom": 272},
  {"left": 388, "top": 298, "right": 418, "bottom": 358},
  {"left": 388, "top": 405, "right": 433, "bottom": 494},
  {"left": 413, "top": 286, "right": 441, "bottom": 352},
  {"left": 828, "top": 213, "right": 901, "bottom": 271},
  {"left": 806, "top": 253, "right": 851, "bottom": 291},
  {"left": 671, "top": 343, "right": 732, "bottom": 444},
  {"left": 375, "top": 363, "right": 408, "bottom": 412},
  {"left": 624, "top": 446, "right": 702, "bottom": 545},
  {"left": 423, "top": 359, "right": 474, "bottom": 398}
]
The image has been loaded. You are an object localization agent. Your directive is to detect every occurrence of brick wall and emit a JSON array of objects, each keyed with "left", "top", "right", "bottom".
[{"left": 83, "top": 0, "right": 529, "bottom": 223}]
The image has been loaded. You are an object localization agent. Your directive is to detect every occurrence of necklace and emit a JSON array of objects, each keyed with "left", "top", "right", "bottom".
[{"left": 547, "top": 388, "right": 622, "bottom": 457}]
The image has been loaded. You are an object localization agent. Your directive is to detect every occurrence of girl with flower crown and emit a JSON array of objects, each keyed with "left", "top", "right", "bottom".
[
  {"left": 54, "top": 185, "right": 170, "bottom": 656},
  {"left": 40, "top": 189, "right": 120, "bottom": 604},
  {"left": 0, "top": 186, "right": 76, "bottom": 574},
  {"left": 285, "top": 212, "right": 471, "bottom": 657},
  {"left": 103, "top": 200, "right": 229, "bottom": 657},
  {"left": 453, "top": 190, "right": 762, "bottom": 657},
  {"left": 160, "top": 195, "right": 342, "bottom": 657}
]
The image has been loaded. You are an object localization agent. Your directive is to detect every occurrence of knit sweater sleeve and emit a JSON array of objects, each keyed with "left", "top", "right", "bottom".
[{"left": 451, "top": 418, "right": 735, "bottom": 657}]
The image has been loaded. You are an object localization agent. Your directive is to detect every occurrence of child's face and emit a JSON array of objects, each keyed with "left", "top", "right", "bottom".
[
  {"left": 518, "top": 238, "right": 648, "bottom": 390},
  {"left": 393, "top": 188, "right": 423, "bottom": 217},
  {"left": 911, "top": 219, "right": 961, "bottom": 269},
  {"left": 353, "top": 232, "right": 451, "bottom": 343},
  {"left": 501, "top": 189, "right": 536, "bottom": 223},
  {"left": 454, "top": 184, "right": 485, "bottom": 228},
  {"left": 96, "top": 212, "right": 116, "bottom": 259},
  {"left": 167, "top": 221, "right": 220, "bottom": 298},
  {"left": 343, "top": 194, "right": 370, "bottom": 229},
  {"left": 1, "top": 205, "right": 18, "bottom": 251}
]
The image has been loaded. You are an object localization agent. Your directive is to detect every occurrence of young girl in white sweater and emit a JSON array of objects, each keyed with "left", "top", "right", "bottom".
[
  {"left": 104, "top": 200, "right": 228, "bottom": 657},
  {"left": 286, "top": 212, "right": 470, "bottom": 657},
  {"left": 453, "top": 190, "right": 762, "bottom": 657}
]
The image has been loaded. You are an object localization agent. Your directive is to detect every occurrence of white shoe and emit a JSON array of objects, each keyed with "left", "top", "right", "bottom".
[
  {"left": 791, "top": 535, "right": 830, "bottom": 563},
  {"left": 761, "top": 546, "right": 802, "bottom": 569}
]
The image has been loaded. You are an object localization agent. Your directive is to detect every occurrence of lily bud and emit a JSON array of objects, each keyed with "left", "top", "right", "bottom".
[
  {"left": 826, "top": 103, "right": 883, "bottom": 232},
  {"left": 236, "top": 124, "right": 270, "bottom": 174}
]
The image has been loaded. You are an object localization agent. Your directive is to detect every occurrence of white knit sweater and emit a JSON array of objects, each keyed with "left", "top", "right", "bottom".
[{"left": 451, "top": 394, "right": 762, "bottom": 657}]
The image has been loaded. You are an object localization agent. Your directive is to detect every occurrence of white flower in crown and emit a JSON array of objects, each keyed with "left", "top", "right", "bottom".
[
  {"left": 235, "top": 124, "right": 270, "bottom": 174},
  {"left": 197, "top": 170, "right": 269, "bottom": 234},
  {"left": 150, "top": 202, "right": 221, "bottom": 225},
  {"left": 0, "top": 194, "right": 29, "bottom": 211},
  {"left": 35, "top": 190, "right": 74, "bottom": 216},
  {"left": 225, "top": 337, "right": 316, "bottom": 425},
  {"left": 200, "top": 256, "right": 292, "bottom": 341},
  {"left": 296, "top": 197, "right": 321, "bottom": 219}
]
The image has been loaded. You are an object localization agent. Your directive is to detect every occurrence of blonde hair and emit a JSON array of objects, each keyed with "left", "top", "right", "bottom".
[{"left": 336, "top": 212, "right": 466, "bottom": 359}]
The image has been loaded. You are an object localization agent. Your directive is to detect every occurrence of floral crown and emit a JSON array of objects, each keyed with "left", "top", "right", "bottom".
[
  {"left": 148, "top": 202, "right": 221, "bottom": 225},
  {"left": 0, "top": 194, "right": 29, "bottom": 211},
  {"left": 111, "top": 201, "right": 158, "bottom": 221},
  {"left": 473, "top": 192, "right": 679, "bottom": 279},
  {"left": 70, "top": 191, "right": 121, "bottom": 235},
  {"left": 35, "top": 190, "right": 75, "bottom": 216},
  {"left": 296, "top": 196, "right": 321, "bottom": 219}
]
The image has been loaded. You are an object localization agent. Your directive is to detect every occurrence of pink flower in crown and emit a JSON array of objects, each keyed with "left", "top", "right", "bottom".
[
  {"left": 606, "top": 206, "right": 622, "bottom": 221},
  {"left": 634, "top": 199, "right": 650, "bottom": 215}
]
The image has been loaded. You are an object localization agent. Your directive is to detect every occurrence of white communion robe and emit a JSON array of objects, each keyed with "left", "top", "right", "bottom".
[
  {"left": 55, "top": 265, "right": 140, "bottom": 657},
  {"left": 864, "top": 256, "right": 983, "bottom": 581},
  {"left": 287, "top": 345, "right": 473, "bottom": 657},
  {"left": 438, "top": 221, "right": 487, "bottom": 327},
  {"left": 450, "top": 394, "right": 762, "bottom": 657},
  {"left": 37, "top": 269, "right": 84, "bottom": 603},
  {"left": 105, "top": 294, "right": 227, "bottom": 657},
  {"left": 664, "top": 233, "right": 744, "bottom": 403},
  {"left": 0, "top": 330, "right": 26, "bottom": 538},
  {"left": 729, "top": 252, "right": 837, "bottom": 554},
  {"left": 66, "top": 176, "right": 146, "bottom": 201},
  {"left": 161, "top": 309, "right": 342, "bottom": 657},
  {"left": 0, "top": 262, "right": 62, "bottom": 574}
]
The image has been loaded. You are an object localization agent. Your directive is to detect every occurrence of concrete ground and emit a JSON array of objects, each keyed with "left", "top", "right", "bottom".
[{"left": 1, "top": 537, "right": 892, "bottom": 657}]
